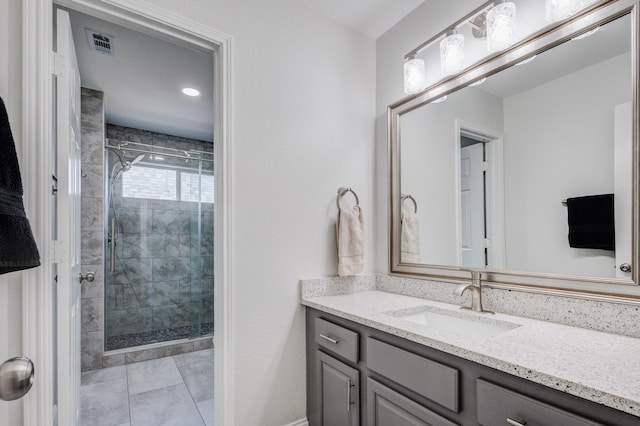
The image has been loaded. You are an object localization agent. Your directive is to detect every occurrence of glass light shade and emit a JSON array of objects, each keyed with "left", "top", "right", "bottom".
[
  {"left": 546, "top": 0, "right": 584, "bottom": 22},
  {"left": 440, "top": 33, "right": 465, "bottom": 76},
  {"left": 404, "top": 56, "right": 426, "bottom": 94},
  {"left": 486, "top": 2, "right": 517, "bottom": 52}
]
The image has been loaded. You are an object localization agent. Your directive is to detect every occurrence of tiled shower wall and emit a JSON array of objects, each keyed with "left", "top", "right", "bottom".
[
  {"left": 105, "top": 125, "right": 214, "bottom": 350},
  {"left": 80, "top": 88, "right": 106, "bottom": 371},
  {"left": 79, "top": 93, "right": 213, "bottom": 371}
]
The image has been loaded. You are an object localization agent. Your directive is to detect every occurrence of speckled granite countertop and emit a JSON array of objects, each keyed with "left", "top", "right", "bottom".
[{"left": 301, "top": 287, "right": 640, "bottom": 417}]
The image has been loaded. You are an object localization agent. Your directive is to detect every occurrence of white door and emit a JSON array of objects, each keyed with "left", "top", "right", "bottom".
[
  {"left": 614, "top": 102, "right": 632, "bottom": 279},
  {"left": 460, "top": 143, "right": 485, "bottom": 267},
  {"left": 55, "top": 9, "right": 82, "bottom": 426}
]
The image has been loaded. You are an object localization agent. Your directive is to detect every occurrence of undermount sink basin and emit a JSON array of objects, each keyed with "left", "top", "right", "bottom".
[{"left": 388, "top": 307, "right": 521, "bottom": 338}]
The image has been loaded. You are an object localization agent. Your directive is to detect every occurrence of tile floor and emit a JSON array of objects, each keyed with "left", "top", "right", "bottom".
[{"left": 80, "top": 349, "right": 213, "bottom": 426}]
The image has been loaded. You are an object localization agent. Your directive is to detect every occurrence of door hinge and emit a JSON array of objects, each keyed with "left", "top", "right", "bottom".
[
  {"left": 52, "top": 51, "right": 65, "bottom": 77},
  {"left": 482, "top": 161, "right": 489, "bottom": 172},
  {"left": 51, "top": 240, "right": 67, "bottom": 264},
  {"left": 484, "top": 238, "right": 491, "bottom": 248}
]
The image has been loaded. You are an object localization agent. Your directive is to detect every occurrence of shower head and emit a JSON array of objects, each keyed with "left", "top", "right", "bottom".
[
  {"left": 130, "top": 153, "right": 145, "bottom": 165},
  {"left": 110, "top": 152, "right": 146, "bottom": 182}
]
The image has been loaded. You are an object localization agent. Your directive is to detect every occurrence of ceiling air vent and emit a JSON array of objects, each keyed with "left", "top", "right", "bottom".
[{"left": 85, "top": 29, "right": 116, "bottom": 57}]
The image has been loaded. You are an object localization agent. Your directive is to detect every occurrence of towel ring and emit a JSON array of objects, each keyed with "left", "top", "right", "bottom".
[
  {"left": 401, "top": 194, "right": 418, "bottom": 213},
  {"left": 337, "top": 187, "right": 360, "bottom": 211}
]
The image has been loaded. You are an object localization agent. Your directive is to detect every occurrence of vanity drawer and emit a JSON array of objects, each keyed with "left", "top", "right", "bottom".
[
  {"left": 314, "top": 318, "right": 359, "bottom": 363},
  {"left": 366, "top": 338, "right": 459, "bottom": 412},
  {"left": 476, "top": 379, "right": 605, "bottom": 426},
  {"left": 367, "top": 378, "right": 459, "bottom": 426}
]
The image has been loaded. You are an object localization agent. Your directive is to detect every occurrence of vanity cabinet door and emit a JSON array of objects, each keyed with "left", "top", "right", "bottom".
[
  {"left": 317, "top": 351, "right": 359, "bottom": 426},
  {"left": 367, "top": 379, "right": 459, "bottom": 426},
  {"left": 477, "top": 379, "right": 605, "bottom": 426}
]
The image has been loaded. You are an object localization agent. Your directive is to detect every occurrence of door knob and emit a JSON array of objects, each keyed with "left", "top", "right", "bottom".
[
  {"left": 79, "top": 271, "right": 96, "bottom": 283},
  {"left": 620, "top": 263, "right": 632, "bottom": 273},
  {"left": 0, "top": 356, "right": 35, "bottom": 401}
]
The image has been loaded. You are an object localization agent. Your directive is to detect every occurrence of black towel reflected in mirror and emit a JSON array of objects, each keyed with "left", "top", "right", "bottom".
[
  {"left": 0, "top": 96, "right": 41, "bottom": 274},
  {"left": 566, "top": 194, "right": 615, "bottom": 251}
]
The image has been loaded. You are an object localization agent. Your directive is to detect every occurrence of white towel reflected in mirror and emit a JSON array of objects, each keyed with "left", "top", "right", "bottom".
[{"left": 401, "top": 211, "right": 421, "bottom": 263}]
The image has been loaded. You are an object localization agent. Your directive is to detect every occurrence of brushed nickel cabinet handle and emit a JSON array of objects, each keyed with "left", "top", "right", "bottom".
[
  {"left": 319, "top": 334, "right": 339, "bottom": 344},
  {"left": 506, "top": 418, "right": 526, "bottom": 426},
  {"left": 346, "top": 379, "right": 354, "bottom": 412}
]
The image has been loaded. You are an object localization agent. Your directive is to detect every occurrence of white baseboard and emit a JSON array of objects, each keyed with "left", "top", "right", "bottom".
[{"left": 283, "top": 419, "right": 309, "bottom": 426}]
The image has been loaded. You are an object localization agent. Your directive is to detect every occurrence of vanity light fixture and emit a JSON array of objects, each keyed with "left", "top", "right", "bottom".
[
  {"left": 440, "top": 30, "right": 465, "bottom": 76},
  {"left": 572, "top": 26, "right": 600, "bottom": 40},
  {"left": 404, "top": 54, "right": 427, "bottom": 94},
  {"left": 486, "top": 1, "right": 517, "bottom": 52},
  {"left": 546, "top": 0, "right": 584, "bottom": 23},
  {"left": 182, "top": 87, "right": 201, "bottom": 97}
]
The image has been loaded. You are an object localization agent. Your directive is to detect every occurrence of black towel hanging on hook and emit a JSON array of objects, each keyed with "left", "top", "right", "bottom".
[{"left": 0, "top": 96, "right": 41, "bottom": 274}]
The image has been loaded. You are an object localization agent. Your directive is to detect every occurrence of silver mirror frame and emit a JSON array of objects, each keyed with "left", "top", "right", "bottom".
[{"left": 389, "top": 0, "right": 640, "bottom": 302}]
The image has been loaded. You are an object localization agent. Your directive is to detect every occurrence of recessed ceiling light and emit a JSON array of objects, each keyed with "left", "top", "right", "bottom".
[{"left": 182, "top": 87, "right": 200, "bottom": 97}]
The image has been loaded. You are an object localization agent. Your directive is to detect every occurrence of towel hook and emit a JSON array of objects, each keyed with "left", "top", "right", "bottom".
[
  {"left": 401, "top": 194, "right": 418, "bottom": 213},
  {"left": 337, "top": 187, "right": 360, "bottom": 211}
]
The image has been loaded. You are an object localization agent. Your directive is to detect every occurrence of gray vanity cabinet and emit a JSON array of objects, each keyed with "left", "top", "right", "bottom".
[
  {"left": 306, "top": 308, "right": 640, "bottom": 426},
  {"left": 317, "top": 351, "right": 359, "bottom": 426},
  {"left": 367, "top": 378, "right": 458, "bottom": 426}
]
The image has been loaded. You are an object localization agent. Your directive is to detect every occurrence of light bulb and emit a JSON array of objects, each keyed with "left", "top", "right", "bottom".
[
  {"left": 469, "top": 77, "right": 487, "bottom": 87},
  {"left": 404, "top": 55, "right": 426, "bottom": 94},
  {"left": 432, "top": 95, "right": 447, "bottom": 104},
  {"left": 487, "top": 2, "right": 517, "bottom": 53},
  {"left": 440, "top": 32, "right": 465, "bottom": 76},
  {"left": 546, "top": 0, "right": 584, "bottom": 23}
]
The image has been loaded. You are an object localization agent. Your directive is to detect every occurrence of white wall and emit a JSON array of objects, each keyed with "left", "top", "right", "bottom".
[
  {"left": 375, "top": 0, "right": 482, "bottom": 271},
  {"left": 401, "top": 88, "right": 503, "bottom": 264},
  {"left": 0, "top": 0, "right": 25, "bottom": 424},
  {"left": 2, "top": 1, "right": 375, "bottom": 425},
  {"left": 126, "top": 2, "right": 376, "bottom": 424},
  {"left": 503, "top": 53, "right": 630, "bottom": 277}
]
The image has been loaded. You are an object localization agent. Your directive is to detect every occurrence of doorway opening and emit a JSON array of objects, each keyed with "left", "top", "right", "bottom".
[
  {"left": 455, "top": 121, "right": 505, "bottom": 269},
  {"left": 51, "top": 5, "right": 222, "bottom": 425}
]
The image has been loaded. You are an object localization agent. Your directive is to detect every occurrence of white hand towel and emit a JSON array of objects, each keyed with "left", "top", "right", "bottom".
[
  {"left": 336, "top": 205, "right": 364, "bottom": 276},
  {"left": 401, "top": 211, "right": 421, "bottom": 263}
]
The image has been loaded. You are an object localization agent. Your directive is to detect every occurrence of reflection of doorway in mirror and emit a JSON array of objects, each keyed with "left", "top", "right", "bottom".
[
  {"left": 455, "top": 120, "right": 505, "bottom": 269},
  {"left": 460, "top": 141, "right": 485, "bottom": 267},
  {"left": 614, "top": 102, "right": 632, "bottom": 279}
]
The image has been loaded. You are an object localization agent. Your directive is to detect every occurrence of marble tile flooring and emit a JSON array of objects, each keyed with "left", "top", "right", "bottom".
[{"left": 80, "top": 349, "right": 213, "bottom": 426}]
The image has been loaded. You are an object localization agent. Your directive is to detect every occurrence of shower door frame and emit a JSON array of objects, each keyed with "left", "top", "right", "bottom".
[{"left": 19, "top": 1, "right": 234, "bottom": 425}]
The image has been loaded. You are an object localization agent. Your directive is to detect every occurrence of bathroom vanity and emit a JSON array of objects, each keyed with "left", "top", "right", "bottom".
[{"left": 302, "top": 287, "right": 640, "bottom": 426}]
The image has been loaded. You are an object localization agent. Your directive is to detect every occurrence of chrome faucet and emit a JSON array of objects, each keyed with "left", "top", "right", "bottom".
[{"left": 454, "top": 270, "right": 493, "bottom": 314}]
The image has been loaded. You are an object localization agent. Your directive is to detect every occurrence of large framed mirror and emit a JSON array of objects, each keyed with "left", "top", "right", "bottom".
[{"left": 389, "top": 0, "right": 640, "bottom": 299}]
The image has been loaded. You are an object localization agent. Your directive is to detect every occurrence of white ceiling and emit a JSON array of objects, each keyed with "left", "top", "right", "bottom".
[
  {"left": 298, "top": 0, "right": 425, "bottom": 39},
  {"left": 68, "top": 9, "right": 214, "bottom": 142},
  {"left": 67, "top": 1, "right": 424, "bottom": 143},
  {"left": 477, "top": 13, "right": 630, "bottom": 99}
]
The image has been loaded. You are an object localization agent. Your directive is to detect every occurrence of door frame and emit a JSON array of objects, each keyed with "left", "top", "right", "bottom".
[
  {"left": 454, "top": 119, "right": 506, "bottom": 269},
  {"left": 20, "top": 1, "right": 234, "bottom": 425}
]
